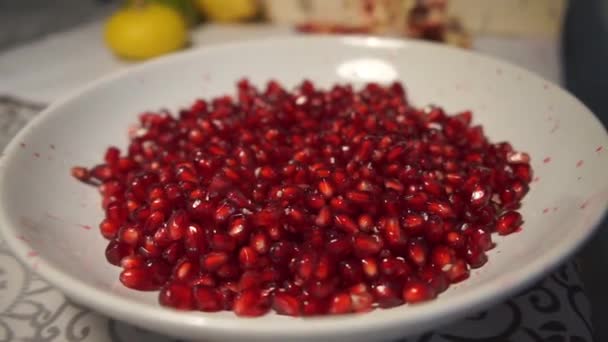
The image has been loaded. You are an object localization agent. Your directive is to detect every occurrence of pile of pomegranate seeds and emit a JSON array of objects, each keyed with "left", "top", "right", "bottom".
[{"left": 72, "top": 79, "right": 532, "bottom": 316}]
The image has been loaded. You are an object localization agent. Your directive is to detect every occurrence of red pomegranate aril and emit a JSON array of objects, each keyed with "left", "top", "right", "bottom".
[
  {"left": 431, "top": 246, "right": 455, "bottom": 269},
  {"left": 201, "top": 252, "right": 229, "bottom": 272},
  {"left": 273, "top": 292, "right": 301, "bottom": 316},
  {"left": 424, "top": 215, "right": 445, "bottom": 243},
  {"left": 139, "top": 236, "right": 162, "bottom": 258},
  {"left": 302, "top": 296, "right": 328, "bottom": 316},
  {"left": 71, "top": 166, "right": 91, "bottom": 183},
  {"left": 496, "top": 211, "right": 522, "bottom": 235},
  {"left": 468, "top": 228, "right": 494, "bottom": 251},
  {"left": 418, "top": 266, "right": 448, "bottom": 293},
  {"left": 120, "top": 268, "right": 159, "bottom": 291},
  {"left": 99, "top": 219, "right": 119, "bottom": 239},
  {"left": 315, "top": 206, "right": 331, "bottom": 227},
  {"left": 354, "top": 234, "right": 383, "bottom": 257},
  {"left": 238, "top": 271, "right": 263, "bottom": 290},
  {"left": 251, "top": 231, "right": 270, "bottom": 254},
  {"left": 403, "top": 280, "right": 436, "bottom": 303},
  {"left": 233, "top": 288, "right": 271, "bottom": 317},
  {"left": 513, "top": 164, "right": 533, "bottom": 183},
  {"left": 334, "top": 214, "right": 359, "bottom": 234},
  {"left": 328, "top": 292, "right": 352, "bottom": 314},
  {"left": 307, "top": 278, "right": 338, "bottom": 298},
  {"left": 121, "top": 255, "right": 145, "bottom": 269},
  {"left": 159, "top": 282, "right": 195, "bottom": 310},
  {"left": 506, "top": 151, "right": 530, "bottom": 164},
  {"left": 193, "top": 286, "right": 223, "bottom": 312},
  {"left": 172, "top": 258, "right": 198, "bottom": 282},
  {"left": 372, "top": 280, "right": 403, "bottom": 308},
  {"left": 105, "top": 240, "right": 134, "bottom": 266},
  {"left": 211, "top": 233, "right": 237, "bottom": 252},
  {"left": 407, "top": 239, "right": 428, "bottom": 267},
  {"left": 445, "top": 231, "right": 466, "bottom": 250},
  {"left": 349, "top": 283, "right": 374, "bottom": 312},
  {"left": 361, "top": 257, "right": 379, "bottom": 280},
  {"left": 444, "top": 259, "right": 470, "bottom": 283},
  {"left": 239, "top": 246, "right": 259, "bottom": 269},
  {"left": 162, "top": 242, "right": 184, "bottom": 264},
  {"left": 168, "top": 210, "right": 189, "bottom": 241},
  {"left": 118, "top": 224, "right": 141, "bottom": 246},
  {"left": 380, "top": 257, "right": 411, "bottom": 278},
  {"left": 402, "top": 213, "right": 425, "bottom": 236},
  {"left": 427, "top": 201, "right": 456, "bottom": 219},
  {"left": 465, "top": 245, "right": 488, "bottom": 268},
  {"left": 106, "top": 202, "right": 128, "bottom": 224},
  {"left": 74, "top": 80, "right": 533, "bottom": 315}
]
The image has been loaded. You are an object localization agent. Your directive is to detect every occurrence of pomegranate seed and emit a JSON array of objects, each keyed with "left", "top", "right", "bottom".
[
  {"left": 120, "top": 268, "right": 159, "bottom": 291},
  {"left": 361, "top": 257, "right": 379, "bottom": 280},
  {"left": 99, "top": 219, "right": 119, "bottom": 239},
  {"left": 402, "top": 213, "right": 425, "bottom": 235},
  {"left": 465, "top": 245, "right": 488, "bottom": 268},
  {"left": 318, "top": 179, "right": 334, "bottom": 198},
  {"left": 105, "top": 240, "right": 133, "bottom": 266},
  {"left": 354, "top": 234, "right": 383, "bottom": 257},
  {"left": 407, "top": 239, "right": 428, "bottom": 267},
  {"left": 172, "top": 258, "right": 198, "bottom": 282},
  {"left": 273, "top": 292, "right": 301, "bottom": 316},
  {"left": 427, "top": 201, "right": 456, "bottom": 219},
  {"left": 444, "top": 259, "right": 470, "bottom": 283},
  {"left": 239, "top": 246, "right": 259, "bottom": 269},
  {"left": 431, "top": 245, "right": 455, "bottom": 269},
  {"left": 71, "top": 166, "right": 91, "bottom": 183},
  {"left": 302, "top": 296, "right": 328, "bottom": 316},
  {"left": 233, "top": 289, "right": 270, "bottom": 317},
  {"left": 159, "top": 282, "right": 195, "bottom": 310},
  {"left": 121, "top": 255, "right": 145, "bottom": 269},
  {"left": 73, "top": 80, "right": 532, "bottom": 315},
  {"left": 335, "top": 214, "right": 359, "bottom": 234},
  {"left": 201, "top": 252, "right": 229, "bottom": 272},
  {"left": 193, "top": 286, "right": 223, "bottom": 312},
  {"left": 372, "top": 280, "right": 403, "bottom": 308},
  {"left": 403, "top": 280, "right": 436, "bottom": 303},
  {"left": 496, "top": 211, "right": 522, "bottom": 235},
  {"left": 315, "top": 206, "right": 331, "bottom": 227},
  {"left": 418, "top": 266, "right": 448, "bottom": 293},
  {"left": 328, "top": 292, "right": 352, "bottom": 314},
  {"left": 168, "top": 210, "right": 189, "bottom": 241},
  {"left": 349, "top": 283, "right": 374, "bottom": 312}
]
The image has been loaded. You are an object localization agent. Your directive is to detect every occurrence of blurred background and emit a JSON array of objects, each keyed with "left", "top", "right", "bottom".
[{"left": 1, "top": 0, "right": 607, "bottom": 340}]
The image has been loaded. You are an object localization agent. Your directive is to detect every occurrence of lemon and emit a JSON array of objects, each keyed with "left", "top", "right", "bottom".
[
  {"left": 104, "top": 3, "right": 188, "bottom": 60},
  {"left": 194, "top": 0, "right": 258, "bottom": 22}
]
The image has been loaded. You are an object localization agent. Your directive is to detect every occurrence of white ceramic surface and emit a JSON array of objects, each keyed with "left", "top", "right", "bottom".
[{"left": 0, "top": 36, "right": 606, "bottom": 342}]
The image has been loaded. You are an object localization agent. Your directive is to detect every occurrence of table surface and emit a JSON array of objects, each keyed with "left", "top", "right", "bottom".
[{"left": 0, "top": 22, "right": 592, "bottom": 342}]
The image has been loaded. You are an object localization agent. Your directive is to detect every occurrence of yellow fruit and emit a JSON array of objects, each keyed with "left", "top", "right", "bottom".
[
  {"left": 194, "top": 0, "right": 258, "bottom": 22},
  {"left": 104, "top": 3, "right": 188, "bottom": 60}
]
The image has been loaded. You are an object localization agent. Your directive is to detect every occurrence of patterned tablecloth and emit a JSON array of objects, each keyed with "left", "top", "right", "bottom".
[{"left": 0, "top": 97, "right": 594, "bottom": 342}]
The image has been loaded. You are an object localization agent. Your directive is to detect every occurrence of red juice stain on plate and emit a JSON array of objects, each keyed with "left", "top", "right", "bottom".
[
  {"left": 543, "top": 157, "right": 551, "bottom": 164},
  {"left": 19, "top": 142, "right": 26, "bottom": 148},
  {"left": 78, "top": 224, "right": 92, "bottom": 230},
  {"left": 580, "top": 200, "right": 589, "bottom": 209},
  {"left": 542, "top": 208, "right": 550, "bottom": 214},
  {"left": 576, "top": 160, "right": 584, "bottom": 168},
  {"left": 597, "top": 146, "right": 604, "bottom": 153},
  {"left": 49, "top": 144, "right": 55, "bottom": 150},
  {"left": 33, "top": 152, "right": 40, "bottom": 158},
  {"left": 533, "top": 176, "right": 540, "bottom": 183},
  {"left": 27, "top": 251, "right": 38, "bottom": 257}
]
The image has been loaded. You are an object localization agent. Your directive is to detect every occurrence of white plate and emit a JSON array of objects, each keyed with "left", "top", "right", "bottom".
[{"left": 0, "top": 36, "right": 607, "bottom": 342}]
